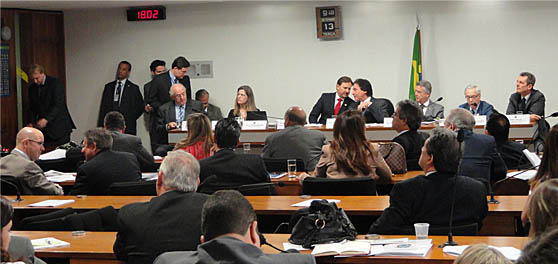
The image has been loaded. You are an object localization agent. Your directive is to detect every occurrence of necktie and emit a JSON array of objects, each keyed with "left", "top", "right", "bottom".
[
  {"left": 114, "top": 81, "right": 122, "bottom": 107},
  {"left": 178, "top": 106, "right": 184, "bottom": 122},
  {"left": 173, "top": 78, "right": 179, "bottom": 84},
  {"left": 520, "top": 98, "right": 526, "bottom": 113},
  {"left": 420, "top": 104, "right": 426, "bottom": 111},
  {"left": 334, "top": 98, "right": 343, "bottom": 116}
]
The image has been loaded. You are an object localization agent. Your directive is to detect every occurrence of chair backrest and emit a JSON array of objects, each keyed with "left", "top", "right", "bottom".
[
  {"left": 263, "top": 158, "right": 306, "bottom": 173},
  {"left": 377, "top": 142, "right": 407, "bottom": 174},
  {"left": 492, "top": 178, "right": 530, "bottom": 195},
  {"left": 0, "top": 175, "right": 27, "bottom": 195},
  {"left": 237, "top": 182, "right": 277, "bottom": 196},
  {"left": 302, "top": 177, "right": 376, "bottom": 196},
  {"left": 108, "top": 180, "right": 157, "bottom": 196}
]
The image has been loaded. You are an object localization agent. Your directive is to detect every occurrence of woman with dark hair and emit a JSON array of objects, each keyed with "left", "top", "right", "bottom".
[
  {"left": 2, "top": 196, "right": 27, "bottom": 263},
  {"left": 227, "top": 85, "right": 260, "bottom": 120},
  {"left": 521, "top": 125, "right": 558, "bottom": 223},
  {"left": 300, "top": 110, "right": 392, "bottom": 182},
  {"left": 173, "top": 113, "right": 214, "bottom": 160}
]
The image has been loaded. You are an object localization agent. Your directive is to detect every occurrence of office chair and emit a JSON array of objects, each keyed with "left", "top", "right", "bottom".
[
  {"left": 263, "top": 158, "right": 305, "bottom": 173},
  {"left": 108, "top": 180, "right": 157, "bottom": 196},
  {"left": 492, "top": 177, "right": 530, "bottom": 195},
  {"left": 302, "top": 177, "right": 377, "bottom": 196}
]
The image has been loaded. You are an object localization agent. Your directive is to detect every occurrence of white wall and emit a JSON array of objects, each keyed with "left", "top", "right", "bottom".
[{"left": 64, "top": 1, "right": 558, "bottom": 145}]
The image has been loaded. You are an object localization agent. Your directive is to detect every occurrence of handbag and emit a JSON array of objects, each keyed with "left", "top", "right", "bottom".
[
  {"left": 378, "top": 142, "right": 407, "bottom": 174},
  {"left": 288, "top": 199, "right": 357, "bottom": 248}
]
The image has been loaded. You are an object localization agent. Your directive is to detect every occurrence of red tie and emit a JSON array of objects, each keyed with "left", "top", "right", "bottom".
[{"left": 334, "top": 98, "right": 343, "bottom": 116}]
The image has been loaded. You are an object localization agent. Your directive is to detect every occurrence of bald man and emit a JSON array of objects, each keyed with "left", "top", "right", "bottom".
[
  {"left": 0, "top": 127, "right": 63, "bottom": 194},
  {"left": 262, "top": 107, "right": 327, "bottom": 171}
]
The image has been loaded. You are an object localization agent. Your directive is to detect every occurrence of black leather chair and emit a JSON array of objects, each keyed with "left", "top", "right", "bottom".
[
  {"left": 263, "top": 158, "right": 306, "bottom": 173},
  {"left": 492, "top": 178, "right": 530, "bottom": 195},
  {"left": 0, "top": 175, "right": 27, "bottom": 196},
  {"left": 237, "top": 182, "right": 278, "bottom": 196},
  {"left": 302, "top": 177, "right": 377, "bottom": 196},
  {"left": 21, "top": 206, "right": 118, "bottom": 231},
  {"left": 108, "top": 180, "right": 157, "bottom": 196}
]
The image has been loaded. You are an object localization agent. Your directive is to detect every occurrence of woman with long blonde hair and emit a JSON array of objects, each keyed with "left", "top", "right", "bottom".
[
  {"left": 173, "top": 113, "right": 213, "bottom": 160},
  {"left": 227, "top": 85, "right": 258, "bottom": 120}
]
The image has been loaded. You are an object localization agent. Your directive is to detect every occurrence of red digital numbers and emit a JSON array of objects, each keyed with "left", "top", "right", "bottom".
[{"left": 137, "top": 9, "right": 159, "bottom": 20}]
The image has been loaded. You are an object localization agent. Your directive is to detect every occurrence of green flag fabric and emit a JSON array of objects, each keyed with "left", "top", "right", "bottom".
[{"left": 409, "top": 28, "right": 422, "bottom": 100}]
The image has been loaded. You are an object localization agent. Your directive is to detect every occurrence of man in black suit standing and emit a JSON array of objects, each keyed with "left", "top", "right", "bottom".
[
  {"left": 485, "top": 113, "right": 530, "bottom": 170},
  {"left": 153, "top": 84, "right": 203, "bottom": 156},
  {"left": 143, "top": 59, "right": 166, "bottom": 145},
  {"left": 309, "top": 76, "right": 356, "bottom": 124},
  {"left": 114, "top": 150, "right": 208, "bottom": 264},
  {"left": 352, "top": 78, "right": 394, "bottom": 123},
  {"left": 69, "top": 128, "right": 141, "bottom": 195},
  {"left": 28, "top": 64, "right": 75, "bottom": 150},
  {"left": 198, "top": 118, "right": 275, "bottom": 194},
  {"left": 195, "top": 89, "right": 223, "bottom": 121},
  {"left": 97, "top": 61, "right": 144, "bottom": 135},
  {"left": 104, "top": 111, "right": 155, "bottom": 172},
  {"left": 369, "top": 128, "right": 488, "bottom": 234},
  {"left": 392, "top": 100, "right": 427, "bottom": 171},
  {"left": 506, "top": 72, "right": 545, "bottom": 121}
]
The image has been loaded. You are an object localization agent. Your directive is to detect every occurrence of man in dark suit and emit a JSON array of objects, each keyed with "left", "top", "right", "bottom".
[
  {"left": 458, "top": 84, "right": 494, "bottom": 116},
  {"left": 445, "top": 109, "right": 507, "bottom": 190},
  {"left": 309, "top": 76, "right": 357, "bottom": 124},
  {"left": 28, "top": 64, "right": 75, "bottom": 150},
  {"left": 196, "top": 89, "right": 223, "bottom": 121},
  {"left": 69, "top": 128, "right": 141, "bottom": 195},
  {"left": 198, "top": 118, "right": 274, "bottom": 193},
  {"left": 153, "top": 190, "right": 315, "bottom": 264},
  {"left": 415, "top": 80, "right": 444, "bottom": 121},
  {"left": 153, "top": 84, "right": 203, "bottom": 156},
  {"left": 352, "top": 78, "right": 394, "bottom": 123},
  {"left": 263, "top": 107, "right": 327, "bottom": 171},
  {"left": 97, "top": 61, "right": 144, "bottom": 135},
  {"left": 392, "top": 100, "right": 427, "bottom": 171},
  {"left": 143, "top": 59, "right": 166, "bottom": 146},
  {"left": 104, "top": 111, "right": 155, "bottom": 172},
  {"left": 506, "top": 72, "right": 545, "bottom": 121},
  {"left": 114, "top": 150, "right": 208, "bottom": 264},
  {"left": 369, "top": 128, "right": 488, "bottom": 234},
  {"left": 486, "top": 113, "right": 530, "bottom": 170}
]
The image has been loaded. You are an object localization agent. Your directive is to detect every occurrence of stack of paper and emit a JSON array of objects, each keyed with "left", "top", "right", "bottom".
[
  {"left": 372, "top": 240, "right": 432, "bottom": 256},
  {"left": 356, "top": 238, "right": 409, "bottom": 245},
  {"left": 443, "top": 245, "right": 521, "bottom": 261},
  {"left": 506, "top": 170, "right": 537, "bottom": 181},
  {"left": 269, "top": 172, "right": 287, "bottom": 179},
  {"left": 291, "top": 199, "right": 341, "bottom": 207},
  {"left": 38, "top": 149, "right": 67, "bottom": 160},
  {"left": 31, "top": 237, "right": 70, "bottom": 249},
  {"left": 45, "top": 170, "right": 76, "bottom": 182},
  {"left": 312, "top": 241, "right": 371, "bottom": 256},
  {"left": 141, "top": 173, "right": 158, "bottom": 181},
  {"left": 28, "top": 200, "right": 75, "bottom": 207}
]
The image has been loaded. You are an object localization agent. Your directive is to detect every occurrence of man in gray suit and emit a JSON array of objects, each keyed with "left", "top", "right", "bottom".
[
  {"left": 153, "top": 190, "right": 315, "bottom": 264},
  {"left": 8, "top": 236, "right": 46, "bottom": 264},
  {"left": 506, "top": 72, "right": 545, "bottom": 121},
  {"left": 415, "top": 80, "right": 444, "bottom": 121},
  {"left": 104, "top": 111, "right": 155, "bottom": 172},
  {"left": 263, "top": 107, "right": 327, "bottom": 171},
  {"left": 0, "top": 127, "right": 63, "bottom": 195},
  {"left": 196, "top": 89, "right": 223, "bottom": 121}
]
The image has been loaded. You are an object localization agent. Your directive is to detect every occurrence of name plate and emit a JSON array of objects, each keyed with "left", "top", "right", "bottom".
[
  {"left": 276, "top": 120, "right": 285, "bottom": 130},
  {"left": 474, "top": 115, "right": 487, "bottom": 126},
  {"left": 325, "top": 118, "right": 336, "bottom": 129},
  {"left": 383, "top": 117, "right": 393, "bottom": 128},
  {"left": 181, "top": 121, "right": 187, "bottom": 131},
  {"left": 242, "top": 120, "right": 268, "bottom": 130},
  {"left": 211, "top": 120, "right": 218, "bottom": 130},
  {"left": 506, "top": 114, "right": 530, "bottom": 125}
]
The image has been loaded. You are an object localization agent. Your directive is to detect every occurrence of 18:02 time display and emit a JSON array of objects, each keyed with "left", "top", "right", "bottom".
[{"left": 127, "top": 6, "right": 166, "bottom": 21}]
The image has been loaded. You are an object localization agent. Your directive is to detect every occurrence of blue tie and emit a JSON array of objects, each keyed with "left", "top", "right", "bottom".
[{"left": 178, "top": 106, "right": 184, "bottom": 122}]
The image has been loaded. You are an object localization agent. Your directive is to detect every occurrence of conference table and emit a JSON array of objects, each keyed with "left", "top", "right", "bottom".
[
  {"left": 168, "top": 122, "right": 536, "bottom": 144},
  {"left": 8, "top": 195, "right": 525, "bottom": 236},
  {"left": 13, "top": 231, "right": 529, "bottom": 264}
]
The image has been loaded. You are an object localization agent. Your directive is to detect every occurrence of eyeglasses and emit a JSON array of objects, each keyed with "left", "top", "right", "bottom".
[
  {"left": 28, "top": 139, "right": 44, "bottom": 146},
  {"left": 465, "top": 95, "right": 479, "bottom": 100}
]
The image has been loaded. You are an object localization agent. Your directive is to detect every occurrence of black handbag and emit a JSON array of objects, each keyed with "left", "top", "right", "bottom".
[{"left": 288, "top": 200, "right": 357, "bottom": 248}]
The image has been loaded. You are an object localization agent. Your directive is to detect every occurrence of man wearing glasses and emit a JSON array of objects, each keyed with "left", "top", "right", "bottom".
[
  {"left": 458, "top": 84, "right": 494, "bottom": 116},
  {"left": 0, "top": 127, "right": 63, "bottom": 194}
]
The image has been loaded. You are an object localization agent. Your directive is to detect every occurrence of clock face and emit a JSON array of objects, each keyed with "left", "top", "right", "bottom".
[{"left": 127, "top": 6, "right": 166, "bottom": 21}]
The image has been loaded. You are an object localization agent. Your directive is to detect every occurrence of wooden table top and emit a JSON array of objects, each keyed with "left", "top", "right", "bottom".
[{"left": 13, "top": 231, "right": 529, "bottom": 264}]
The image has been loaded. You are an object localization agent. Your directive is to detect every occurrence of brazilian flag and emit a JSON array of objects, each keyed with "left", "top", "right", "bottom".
[{"left": 409, "top": 28, "right": 422, "bottom": 100}]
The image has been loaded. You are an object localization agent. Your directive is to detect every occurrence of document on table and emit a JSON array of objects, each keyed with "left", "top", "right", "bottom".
[
  {"left": 38, "top": 149, "right": 66, "bottom": 160},
  {"left": 372, "top": 240, "right": 433, "bottom": 256},
  {"left": 355, "top": 238, "right": 409, "bottom": 245},
  {"left": 283, "top": 242, "right": 306, "bottom": 251},
  {"left": 506, "top": 170, "right": 537, "bottom": 181},
  {"left": 28, "top": 200, "right": 75, "bottom": 207},
  {"left": 142, "top": 173, "right": 158, "bottom": 181},
  {"left": 269, "top": 172, "right": 287, "bottom": 179},
  {"left": 44, "top": 170, "right": 76, "bottom": 182},
  {"left": 291, "top": 199, "right": 340, "bottom": 207},
  {"left": 31, "top": 237, "right": 70, "bottom": 249},
  {"left": 443, "top": 245, "right": 521, "bottom": 261},
  {"left": 312, "top": 241, "right": 371, "bottom": 256}
]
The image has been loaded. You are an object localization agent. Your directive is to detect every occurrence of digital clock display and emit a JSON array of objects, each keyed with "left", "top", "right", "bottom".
[{"left": 127, "top": 6, "right": 166, "bottom": 21}]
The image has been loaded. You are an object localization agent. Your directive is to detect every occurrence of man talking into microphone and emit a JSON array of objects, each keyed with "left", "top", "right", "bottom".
[
  {"left": 458, "top": 84, "right": 494, "bottom": 116},
  {"left": 414, "top": 80, "right": 444, "bottom": 121}
]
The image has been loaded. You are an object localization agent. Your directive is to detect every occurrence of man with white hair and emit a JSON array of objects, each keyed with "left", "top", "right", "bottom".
[
  {"left": 0, "top": 127, "right": 63, "bottom": 194},
  {"left": 444, "top": 108, "right": 507, "bottom": 191},
  {"left": 458, "top": 84, "right": 494, "bottom": 116},
  {"left": 414, "top": 80, "right": 444, "bottom": 121},
  {"left": 113, "top": 150, "right": 209, "bottom": 264}
]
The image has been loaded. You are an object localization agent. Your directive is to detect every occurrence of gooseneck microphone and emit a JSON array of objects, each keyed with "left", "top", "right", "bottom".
[
  {"left": 258, "top": 232, "right": 299, "bottom": 253},
  {"left": 439, "top": 129, "right": 463, "bottom": 248},
  {"left": 435, "top": 97, "right": 443, "bottom": 102},
  {"left": 1, "top": 179, "right": 23, "bottom": 202}
]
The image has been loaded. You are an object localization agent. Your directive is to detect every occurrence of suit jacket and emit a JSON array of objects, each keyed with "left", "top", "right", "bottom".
[
  {"left": 153, "top": 99, "right": 204, "bottom": 145},
  {"left": 422, "top": 100, "right": 444, "bottom": 121},
  {"left": 110, "top": 130, "right": 155, "bottom": 172},
  {"left": 0, "top": 150, "right": 63, "bottom": 195},
  {"left": 506, "top": 89, "right": 545, "bottom": 116},
  {"left": 153, "top": 236, "right": 316, "bottom": 264},
  {"left": 206, "top": 103, "right": 223, "bottom": 121},
  {"left": 8, "top": 235, "right": 46, "bottom": 264},
  {"left": 497, "top": 140, "right": 530, "bottom": 170},
  {"left": 458, "top": 130, "right": 507, "bottom": 191},
  {"left": 28, "top": 75, "right": 75, "bottom": 141},
  {"left": 199, "top": 149, "right": 271, "bottom": 189},
  {"left": 69, "top": 149, "right": 141, "bottom": 195},
  {"left": 369, "top": 172, "right": 488, "bottom": 234},
  {"left": 262, "top": 125, "right": 327, "bottom": 171},
  {"left": 97, "top": 80, "right": 144, "bottom": 135},
  {"left": 114, "top": 190, "right": 208, "bottom": 264},
  {"left": 145, "top": 71, "right": 192, "bottom": 110},
  {"left": 393, "top": 130, "right": 428, "bottom": 171},
  {"left": 363, "top": 97, "right": 395, "bottom": 123},
  {"left": 458, "top": 100, "right": 494, "bottom": 116},
  {"left": 309, "top": 93, "right": 357, "bottom": 124}
]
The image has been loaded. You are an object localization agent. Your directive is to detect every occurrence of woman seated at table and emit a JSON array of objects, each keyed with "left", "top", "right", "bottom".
[
  {"left": 299, "top": 110, "right": 392, "bottom": 182},
  {"left": 521, "top": 125, "right": 558, "bottom": 224},
  {"left": 227, "top": 85, "right": 266, "bottom": 120},
  {"left": 524, "top": 179, "right": 558, "bottom": 238},
  {"left": 173, "top": 113, "right": 214, "bottom": 160}
]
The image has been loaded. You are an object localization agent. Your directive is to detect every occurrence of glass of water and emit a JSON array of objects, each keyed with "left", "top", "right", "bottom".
[
  {"left": 243, "top": 143, "right": 251, "bottom": 153},
  {"left": 287, "top": 159, "right": 297, "bottom": 178}
]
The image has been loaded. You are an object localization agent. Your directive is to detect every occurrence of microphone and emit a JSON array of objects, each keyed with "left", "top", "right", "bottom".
[
  {"left": 1, "top": 179, "right": 23, "bottom": 202},
  {"left": 546, "top": 112, "right": 558, "bottom": 118},
  {"left": 440, "top": 130, "right": 462, "bottom": 248},
  {"left": 435, "top": 97, "right": 443, "bottom": 102},
  {"left": 487, "top": 153, "right": 500, "bottom": 205},
  {"left": 258, "top": 232, "right": 299, "bottom": 253},
  {"left": 492, "top": 164, "right": 539, "bottom": 187}
]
